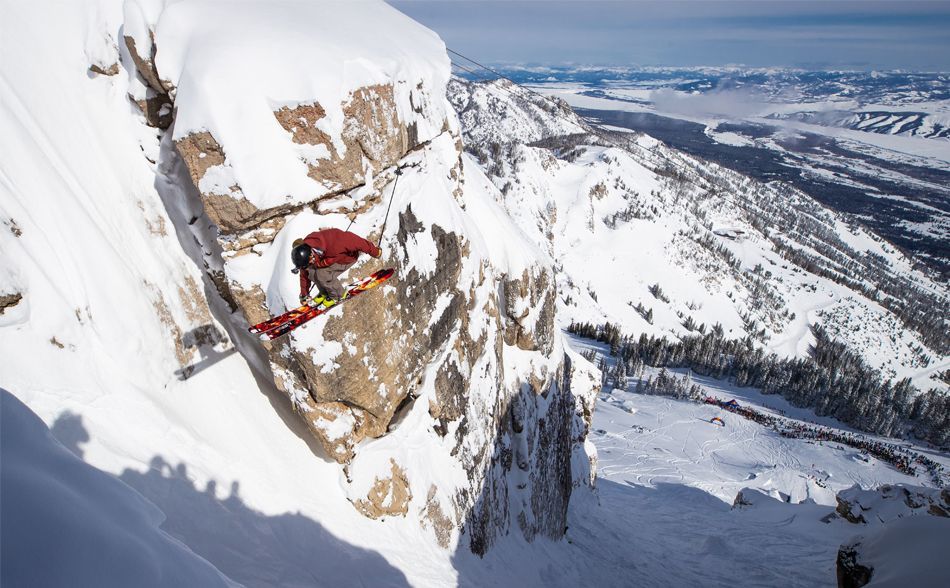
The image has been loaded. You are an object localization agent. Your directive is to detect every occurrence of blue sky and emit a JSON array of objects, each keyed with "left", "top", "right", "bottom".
[{"left": 389, "top": 1, "right": 950, "bottom": 70}]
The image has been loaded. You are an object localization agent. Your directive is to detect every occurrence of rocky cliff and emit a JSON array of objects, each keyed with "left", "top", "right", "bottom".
[{"left": 120, "top": 0, "right": 596, "bottom": 553}]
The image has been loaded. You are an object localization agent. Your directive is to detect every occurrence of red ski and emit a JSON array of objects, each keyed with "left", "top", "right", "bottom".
[{"left": 249, "top": 268, "right": 394, "bottom": 340}]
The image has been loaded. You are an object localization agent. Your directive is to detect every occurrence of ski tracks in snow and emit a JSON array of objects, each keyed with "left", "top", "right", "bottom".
[{"left": 573, "top": 384, "right": 933, "bottom": 586}]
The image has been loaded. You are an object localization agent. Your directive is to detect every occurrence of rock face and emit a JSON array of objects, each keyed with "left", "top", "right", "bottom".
[
  {"left": 836, "top": 542, "right": 874, "bottom": 588},
  {"left": 121, "top": 0, "right": 596, "bottom": 554},
  {"left": 122, "top": 29, "right": 173, "bottom": 129},
  {"left": 274, "top": 84, "right": 416, "bottom": 192},
  {"left": 465, "top": 353, "right": 595, "bottom": 556},
  {"left": 353, "top": 459, "right": 413, "bottom": 519},
  {"left": 0, "top": 292, "right": 22, "bottom": 315},
  {"left": 173, "top": 84, "right": 420, "bottom": 234}
]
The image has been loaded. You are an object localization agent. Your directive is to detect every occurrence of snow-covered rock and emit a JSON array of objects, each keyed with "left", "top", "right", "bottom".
[
  {"left": 122, "top": 0, "right": 452, "bottom": 232},
  {"left": 74, "top": 0, "right": 598, "bottom": 551},
  {"left": 833, "top": 483, "right": 950, "bottom": 525},
  {"left": 1, "top": 0, "right": 597, "bottom": 569}
]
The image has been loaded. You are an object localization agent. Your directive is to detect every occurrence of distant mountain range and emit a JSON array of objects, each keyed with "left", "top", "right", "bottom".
[{"left": 452, "top": 66, "right": 950, "bottom": 279}]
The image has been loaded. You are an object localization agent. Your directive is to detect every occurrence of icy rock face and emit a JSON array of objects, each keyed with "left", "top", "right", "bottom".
[{"left": 119, "top": 0, "right": 596, "bottom": 546}]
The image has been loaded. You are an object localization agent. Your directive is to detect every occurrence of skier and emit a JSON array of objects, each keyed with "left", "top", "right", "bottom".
[{"left": 291, "top": 228, "right": 382, "bottom": 308}]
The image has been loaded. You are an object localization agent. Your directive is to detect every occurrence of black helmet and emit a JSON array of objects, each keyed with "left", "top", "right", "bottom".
[{"left": 291, "top": 243, "right": 312, "bottom": 270}]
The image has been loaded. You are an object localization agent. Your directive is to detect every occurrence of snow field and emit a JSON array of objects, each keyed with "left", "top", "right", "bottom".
[{"left": 1, "top": 390, "right": 236, "bottom": 587}]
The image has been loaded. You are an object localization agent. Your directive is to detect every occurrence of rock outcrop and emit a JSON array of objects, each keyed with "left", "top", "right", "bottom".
[
  {"left": 0, "top": 292, "right": 22, "bottom": 315},
  {"left": 836, "top": 542, "right": 874, "bottom": 588},
  {"left": 833, "top": 484, "right": 950, "bottom": 587},
  {"left": 172, "top": 84, "right": 423, "bottom": 233},
  {"left": 120, "top": 0, "right": 596, "bottom": 554},
  {"left": 833, "top": 484, "right": 950, "bottom": 525}
]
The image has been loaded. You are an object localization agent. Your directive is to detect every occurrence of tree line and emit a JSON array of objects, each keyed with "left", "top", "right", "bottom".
[{"left": 568, "top": 320, "right": 950, "bottom": 446}]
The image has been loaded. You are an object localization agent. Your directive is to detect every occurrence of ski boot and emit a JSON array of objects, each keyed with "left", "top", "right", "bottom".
[{"left": 319, "top": 291, "right": 349, "bottom": 309}]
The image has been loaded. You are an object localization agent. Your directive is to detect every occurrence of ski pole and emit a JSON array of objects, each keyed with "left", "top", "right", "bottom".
[{"left": 377, "top": 167, "right": 402, "bottom": 247}]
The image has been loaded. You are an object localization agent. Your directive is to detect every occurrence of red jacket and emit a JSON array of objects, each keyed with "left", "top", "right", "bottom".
[{"left": 298, "top": 229, "right": 380, "bottom": 296}]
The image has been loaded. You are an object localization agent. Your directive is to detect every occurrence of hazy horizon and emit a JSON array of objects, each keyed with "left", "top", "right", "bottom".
[{"left": 390, "top": 1, "right": 950, "bottom": 72}]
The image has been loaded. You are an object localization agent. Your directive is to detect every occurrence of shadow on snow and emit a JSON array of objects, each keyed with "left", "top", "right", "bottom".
[{"left": 50, "top": 412, "right": 410, "bottom": 588}]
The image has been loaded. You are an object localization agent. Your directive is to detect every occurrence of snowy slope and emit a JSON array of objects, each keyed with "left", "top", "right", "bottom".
[
  {"left": 0, "top": 1, "right": 593, "bottom": 585},
  {"left": 562, "top": 337, "right": 950, "bottom": 587},
  {"left": 3, "top": 2, "right": 947, "bottom": 586},
  {"left": 2, "top": 2, "right": 455, "bottom": 584},
  {"left": 840, "top": 516, "right": 950, "bottom": 587},
  {"left": 0, "top": 390, "right": 236, "bottom": 587},
  {"left": 439, "top": 336, "right": 950, "bottom": 587},
  {"left": 449, "top": 78, "right": 949, "bottom": 393}
]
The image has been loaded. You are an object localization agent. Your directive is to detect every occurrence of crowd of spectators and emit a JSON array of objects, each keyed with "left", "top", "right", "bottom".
[{"left": 703, "top": 396, "right": 948, "bottom": 487}]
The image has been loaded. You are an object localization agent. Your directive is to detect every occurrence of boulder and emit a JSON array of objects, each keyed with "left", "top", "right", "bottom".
[{"left": 353, "top": 459, "right": 412, "bottom": 519}]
